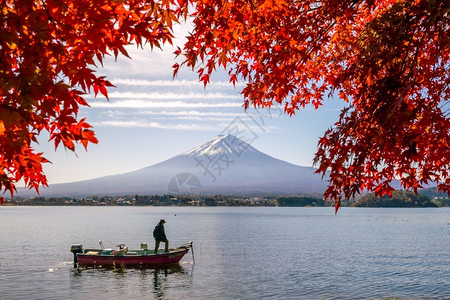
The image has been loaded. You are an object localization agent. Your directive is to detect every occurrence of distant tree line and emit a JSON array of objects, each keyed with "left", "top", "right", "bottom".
[
  {"left": 135, "top": 195, "right": 191, "bottom": 206},
  {"left": 8, "top": 195, "right": 321, "bottom": 207},
  {"left": 277, "top": 197, "right": 325, "bottom": 207},
  {"left": 353, "top": 191, "right": 438, "bottom": 208},
  {"left": 5, "top": 190, "right": 448, "bottom": 207}
]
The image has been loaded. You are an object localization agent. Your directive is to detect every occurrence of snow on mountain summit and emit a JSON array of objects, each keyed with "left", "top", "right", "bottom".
[{"left": 183, "top": 134, "right": 258, "bottom": 157}]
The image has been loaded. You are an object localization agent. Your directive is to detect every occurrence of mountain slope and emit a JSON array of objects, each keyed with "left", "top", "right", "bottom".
[{"left": 17, "top": 134, "right": 328, "bottom": 197}]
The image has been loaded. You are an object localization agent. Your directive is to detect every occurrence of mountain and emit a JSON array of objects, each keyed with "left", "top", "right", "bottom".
[{"left": 17, "top": 134, "right": 329, "bottom": 197}]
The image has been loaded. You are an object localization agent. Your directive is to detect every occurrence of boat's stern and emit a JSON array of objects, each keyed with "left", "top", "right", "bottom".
[{"left": 70, "top": 244, "right": 83, "bottom": 264}]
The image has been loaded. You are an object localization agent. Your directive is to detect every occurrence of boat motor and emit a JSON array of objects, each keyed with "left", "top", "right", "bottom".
[{"left": 70, "top": 244, "right": 83, "bottom": 264}]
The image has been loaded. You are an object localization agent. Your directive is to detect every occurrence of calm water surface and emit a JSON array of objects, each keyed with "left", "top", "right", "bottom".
[{"left": 0, "top": 206, "right": 449, "bottom": 299}]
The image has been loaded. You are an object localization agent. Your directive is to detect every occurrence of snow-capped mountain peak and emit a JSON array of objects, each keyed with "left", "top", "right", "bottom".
[{"left": 183, "top": 134, "right": 257, "bottom": 157}]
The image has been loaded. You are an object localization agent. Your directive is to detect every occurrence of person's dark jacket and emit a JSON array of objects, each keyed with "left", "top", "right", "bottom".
[{"left": 153, "top": 224, "right": 167, "bottom": 241}]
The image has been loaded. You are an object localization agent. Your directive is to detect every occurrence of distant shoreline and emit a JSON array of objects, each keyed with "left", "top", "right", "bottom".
[{"left": 3, "top": 192, "right": 448, "bottom": 207}]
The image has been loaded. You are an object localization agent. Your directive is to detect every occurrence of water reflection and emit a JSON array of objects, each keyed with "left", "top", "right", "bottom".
[
  {"left": 70, "top": 263, "right": 193, "bottom": 299},
  {"left": 150, "top": 265, "right": 184, "bottom": 298}
]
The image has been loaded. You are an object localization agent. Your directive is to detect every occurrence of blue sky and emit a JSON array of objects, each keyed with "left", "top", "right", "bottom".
[{"left": 33, "top": 24, "right": 346, "bottom": 185}]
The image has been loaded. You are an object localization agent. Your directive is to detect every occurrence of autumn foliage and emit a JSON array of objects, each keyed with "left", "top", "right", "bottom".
[
  {"left": 0, "top": 0, "right": 187, "bottom": 198},
  {"left": 1, "top": 0, "right": 449, "bottom": 211},
  {"left": 175, "top": 0, "right": 449, "bottom": 212}
]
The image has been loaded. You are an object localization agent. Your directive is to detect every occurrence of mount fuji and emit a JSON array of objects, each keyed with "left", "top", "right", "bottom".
[{"left": 17, "top": 134, "right": 329, "bottom": 197}]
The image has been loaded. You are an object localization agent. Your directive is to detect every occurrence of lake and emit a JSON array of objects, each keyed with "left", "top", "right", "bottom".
[{"left": 0, "top": 206, "right": 449, "bottom": 299}]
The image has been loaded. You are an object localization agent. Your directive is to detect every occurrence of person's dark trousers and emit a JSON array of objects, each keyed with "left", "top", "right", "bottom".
[{"left": 154, "top": 239, "right": 169, "bottom": 253}]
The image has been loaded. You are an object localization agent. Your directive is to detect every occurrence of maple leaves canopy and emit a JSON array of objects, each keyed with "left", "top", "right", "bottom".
[
  {"left": 0, "top": 0, "right": 187, "bottom": 196},
  {"left": 175, "top": 0, "right": 449, "bottom": 210}
]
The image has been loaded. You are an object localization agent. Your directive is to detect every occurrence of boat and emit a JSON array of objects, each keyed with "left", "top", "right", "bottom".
[{"left": 70, "top": 241, "right": 193, "bottom": 268}]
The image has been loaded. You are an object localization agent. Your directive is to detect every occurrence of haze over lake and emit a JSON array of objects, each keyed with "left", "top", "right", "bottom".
[{"left": 1, "top": 206, "right": 449, "bottom": 299}]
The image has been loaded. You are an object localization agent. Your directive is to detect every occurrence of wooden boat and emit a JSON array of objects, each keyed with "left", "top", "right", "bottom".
[{"left": 70, "top": 241, "right": 193, "bottom": 268}]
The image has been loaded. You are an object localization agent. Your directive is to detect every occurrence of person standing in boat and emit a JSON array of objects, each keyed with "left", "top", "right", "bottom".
[{"left": 153, "top": 219, "right": 169, "bottom": 254}]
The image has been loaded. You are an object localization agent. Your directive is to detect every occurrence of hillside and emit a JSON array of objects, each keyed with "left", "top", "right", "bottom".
[{"left": 353, "top": 190, "right": 437, "bottom": 207}]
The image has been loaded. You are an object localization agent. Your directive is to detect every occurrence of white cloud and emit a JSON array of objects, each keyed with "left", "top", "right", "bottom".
[
  {"left": 102, "top": 91, "right": 241, "bottom": 99},
  {"left": 95, "top": 120, "right": 216, "bottom": 131},
  {"left": 89, "top": 99, "right": 242, "bottom": 108},
  {"left": 109, "top": 78, "right": 246, "bottom": 88},
  {"left": 103, "top": 110, "right": 247, "bottom": 117},
  {"left": 94, "top": 119, "right": 279, "bottom": 133}
]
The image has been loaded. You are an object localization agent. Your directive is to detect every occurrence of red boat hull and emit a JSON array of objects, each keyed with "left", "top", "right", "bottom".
[{"left": 77, "top": 249, "right": 189, "bottom": 267}]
